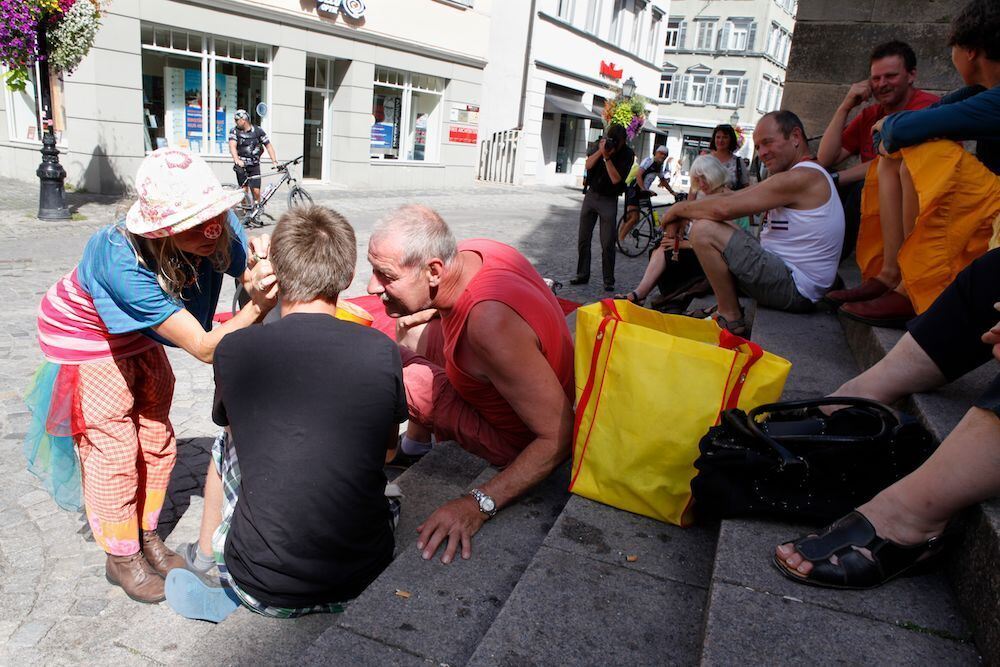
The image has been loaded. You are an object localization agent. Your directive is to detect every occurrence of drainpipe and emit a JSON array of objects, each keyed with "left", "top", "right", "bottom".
[{"left": 516, "top": 0, "right": 537, "bottom": 129}]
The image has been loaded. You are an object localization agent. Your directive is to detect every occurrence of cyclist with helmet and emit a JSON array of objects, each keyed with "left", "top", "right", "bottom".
[{"left": 229, "top": 109, "right": 278, "bottom": 204}]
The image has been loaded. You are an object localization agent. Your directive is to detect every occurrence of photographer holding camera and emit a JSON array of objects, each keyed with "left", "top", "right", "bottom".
[{"left": 571, "top": 123, "right": 635, "bottom": 291}]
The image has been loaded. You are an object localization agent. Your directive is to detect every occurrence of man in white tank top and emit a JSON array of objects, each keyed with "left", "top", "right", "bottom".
[{"left": 661, "top": 111, "right": 845, "bottom": 335}]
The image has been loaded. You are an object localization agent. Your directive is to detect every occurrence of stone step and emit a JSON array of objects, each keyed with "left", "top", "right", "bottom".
[
  {"left": 466, "top": 495, "right": 718, "bottom": 666},
  {"left": 299, "top": 457, "right": 571, "bottom": 666},
  {"left": 838, "top": 312, "right": 1000, "bottom": 665},
  {"left": 700, "top": 306, "right": 981, "bottom": 664}
]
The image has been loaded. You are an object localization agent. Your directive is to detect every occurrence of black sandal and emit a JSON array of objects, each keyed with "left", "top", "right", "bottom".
[
  {"left": 772, "top": 511, "right": 952, "bottom": 590},
  {"left": 713, "top": 312, "right": 750, "bottom": 337}
]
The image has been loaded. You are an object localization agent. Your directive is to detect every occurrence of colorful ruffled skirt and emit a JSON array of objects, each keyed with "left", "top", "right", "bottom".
[{"left": 23, "top": 362, "right": 84, "bottom": 511}]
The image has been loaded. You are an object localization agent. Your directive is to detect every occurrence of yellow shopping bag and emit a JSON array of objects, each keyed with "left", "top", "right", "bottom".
[{"left": 569, "top": 299, "right": 792, "bottom": 526}]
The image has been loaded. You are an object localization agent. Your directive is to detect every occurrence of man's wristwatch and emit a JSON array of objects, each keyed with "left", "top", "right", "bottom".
[{"left": 468, "top": 488, "right": 497, "bottom": 519}]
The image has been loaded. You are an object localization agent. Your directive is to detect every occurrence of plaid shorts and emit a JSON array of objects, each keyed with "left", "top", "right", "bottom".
[{"left": 210, "top": 430, "right": 400, "bottom": 618}]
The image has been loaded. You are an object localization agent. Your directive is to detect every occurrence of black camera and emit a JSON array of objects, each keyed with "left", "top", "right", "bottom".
[{"left": 603, "top": 135, "right": 619, "bottom": 152}]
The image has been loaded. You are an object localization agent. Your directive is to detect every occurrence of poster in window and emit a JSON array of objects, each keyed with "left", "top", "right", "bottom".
[
  {"left": 164, "top": 67, "right": 188, "bottom": 148},
  {"left": 184, "top": 69, "right": 204, "bottom": 152}
]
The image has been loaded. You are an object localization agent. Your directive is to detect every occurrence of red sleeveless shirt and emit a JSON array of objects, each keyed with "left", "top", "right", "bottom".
[{"left": 441, "top": 240, "right": 574, "bottom": 461}]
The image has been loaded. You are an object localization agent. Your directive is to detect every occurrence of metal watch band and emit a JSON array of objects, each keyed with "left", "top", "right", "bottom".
[{"left": 469, "top": 488, "right": 497, "bottom": 519}]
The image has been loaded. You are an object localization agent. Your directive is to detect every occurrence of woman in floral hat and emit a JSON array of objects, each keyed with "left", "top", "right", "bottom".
[{"left": 25, "top": 148, "right": 276, "bottom": 604}]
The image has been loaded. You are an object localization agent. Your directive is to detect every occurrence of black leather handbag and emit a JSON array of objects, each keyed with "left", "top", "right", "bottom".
[{"left": 690, "top": 398, "right": 938, "bottom": 524}]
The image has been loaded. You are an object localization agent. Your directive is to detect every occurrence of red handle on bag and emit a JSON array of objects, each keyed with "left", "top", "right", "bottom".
[{"left": 717, "top": 329, "right": 764, "bottom": 411}]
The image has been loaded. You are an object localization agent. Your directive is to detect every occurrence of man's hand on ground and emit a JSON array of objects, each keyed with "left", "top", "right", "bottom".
[{"left": 416, "top": 496, "right": 487, "bottom": 564}]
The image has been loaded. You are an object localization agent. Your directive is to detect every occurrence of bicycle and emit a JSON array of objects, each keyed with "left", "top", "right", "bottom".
[
  {"left": 234, "top": 155, "right": 313, "bottom": 229},
  {"left": 616, "top": 192, "right": 687, "bottom": 257}
]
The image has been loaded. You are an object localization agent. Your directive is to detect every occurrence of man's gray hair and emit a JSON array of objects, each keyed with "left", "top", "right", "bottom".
[
  {"left": 371, "top": 204, "right": 458, "bottom": 268},
  {"left": 270, "top": 205, "right": 356, "bottom": 303}
]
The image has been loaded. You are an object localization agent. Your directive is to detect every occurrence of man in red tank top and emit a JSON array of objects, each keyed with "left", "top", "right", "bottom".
[{"left": 366, "top": 205, "right": 575, "bottom": 564}]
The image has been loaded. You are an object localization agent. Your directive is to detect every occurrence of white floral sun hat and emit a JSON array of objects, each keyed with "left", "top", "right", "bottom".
[{"left": 126, "top": 148, "right": 245, "bottom": 239}]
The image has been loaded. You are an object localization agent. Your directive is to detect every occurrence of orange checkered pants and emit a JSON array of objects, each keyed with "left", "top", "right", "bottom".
[{"left": 75, "top": 346, "right": 176, "bottom": 556}]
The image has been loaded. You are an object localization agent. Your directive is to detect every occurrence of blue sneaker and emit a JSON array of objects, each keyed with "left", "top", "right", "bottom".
[{"left": 165, "top": 568, "right": 240, "bottom": 623}]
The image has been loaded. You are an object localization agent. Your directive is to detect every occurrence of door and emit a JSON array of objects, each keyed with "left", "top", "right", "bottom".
[{"left": 302, "top": 89, "right": 326, "bottom": 179}]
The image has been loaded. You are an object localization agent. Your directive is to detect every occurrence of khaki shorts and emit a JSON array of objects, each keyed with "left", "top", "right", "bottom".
[{"left": 722, "top": 229, "right": 814, "bottom": 312}]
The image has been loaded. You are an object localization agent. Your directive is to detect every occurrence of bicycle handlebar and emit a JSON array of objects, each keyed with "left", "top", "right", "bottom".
[{"left": 275, "top": 155, "right": 304, "bottom": 170}]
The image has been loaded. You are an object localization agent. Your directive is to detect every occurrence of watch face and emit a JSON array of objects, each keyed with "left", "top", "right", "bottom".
[{"left": 481, "top": 497, "right": 496, "bottom": 513}]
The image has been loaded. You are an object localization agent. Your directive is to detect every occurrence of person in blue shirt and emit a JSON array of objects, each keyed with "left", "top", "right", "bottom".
[
  {"left": 829, "top": 0, "right": 1000, "bottom": 327},
  {"left": 27, "top": 148, "right": 276, "bottom": 604}
]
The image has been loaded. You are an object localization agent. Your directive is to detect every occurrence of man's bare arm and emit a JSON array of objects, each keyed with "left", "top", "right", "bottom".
[
  {"left": 663, "top": 167, "right": 822, "bottom": 226},
  {"left": 414, "top": 301, "right": 574, "bottom": 563},
  {"left": 817, "top": 80, "right": 871, "bottom": 167}
]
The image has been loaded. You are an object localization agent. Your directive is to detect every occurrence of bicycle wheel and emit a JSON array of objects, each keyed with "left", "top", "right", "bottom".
[
  {"left": 287, "top": 186, "right": 313, "bottom": 209},
  {"left": 616, "top": 210, "right": 656, "bottom": 257}
]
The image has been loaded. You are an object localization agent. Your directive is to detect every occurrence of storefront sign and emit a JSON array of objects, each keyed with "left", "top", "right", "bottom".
[
  {"left": 448, "top": 125, "right": 478, "bottom": 144},
  {"left": 449, "top": 103, "right": 480, "bottom": 125},
  {"left": 371, "top": 122, "right": 394, "bottom": 148},
  {"left": 317, "top": 0, "right": 366, "bottom": 19},
  {"left": 599, "top": 61, "right": 623, "bottom": 80}
]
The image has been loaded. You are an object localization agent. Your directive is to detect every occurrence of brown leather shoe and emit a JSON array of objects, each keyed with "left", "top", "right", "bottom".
[
  {"left": 840, "top": 291, "right": 916, "bottom": 328},
  {"left": 825, "top": 277, "right": 892, "bottom": 305},
  {"left": 142, "top": 530, "right": 187, "bottom": 576},
  {"left": 106, "top": 552, "right": 165, "bottom": 603}
]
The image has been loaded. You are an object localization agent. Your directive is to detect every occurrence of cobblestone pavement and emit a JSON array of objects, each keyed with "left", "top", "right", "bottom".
[{"left": 0, "top": 176, "right": 654, "bottom": 664}]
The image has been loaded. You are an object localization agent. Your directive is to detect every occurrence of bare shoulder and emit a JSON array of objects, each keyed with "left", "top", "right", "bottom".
[
  {"left": 465, "top": 300, "right": 537, "bottom": 354},
  {"left": 770, "top": 164, "right": 830, "bottom": 208}
]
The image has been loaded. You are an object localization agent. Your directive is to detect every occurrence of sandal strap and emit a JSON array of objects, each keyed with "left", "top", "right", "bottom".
[{"left": 795, "top": 511, "right": 878, "bottom": 561}]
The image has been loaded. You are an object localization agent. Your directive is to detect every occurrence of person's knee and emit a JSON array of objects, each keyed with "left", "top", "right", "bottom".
[{"left": 688, "top": 219, "right": 728, "bottom": 252}]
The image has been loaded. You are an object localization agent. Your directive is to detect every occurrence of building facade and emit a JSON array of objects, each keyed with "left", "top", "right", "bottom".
[
  {"left": 0, "top": 0, "right": 493, "bottom": 194},
  {"left": 479, "top": 0, "right": 671, "bottom": 187},
  {"left": 655, "top": 0, "right": 796, "bottom": 175}
]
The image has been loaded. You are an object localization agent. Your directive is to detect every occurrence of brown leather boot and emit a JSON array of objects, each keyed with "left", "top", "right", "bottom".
[
  {"left": 142, "top": 530, "right": 186, "bottom": 576},
  {"left": 106, "top": 552, "right": 165, "bottom": 603}
]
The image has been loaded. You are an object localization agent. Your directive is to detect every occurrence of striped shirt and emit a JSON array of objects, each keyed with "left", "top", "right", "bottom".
[{"left": 37, "top": 269, "right": 158, "bottom": 365}]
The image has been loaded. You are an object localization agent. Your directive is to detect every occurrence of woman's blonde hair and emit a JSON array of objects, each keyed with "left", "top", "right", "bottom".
[
  {"left": 690, "top": 155, "right": 730, "bottom": 194},
  {"left": 117, "top": 214, "right": 233, "bottom": 300}
]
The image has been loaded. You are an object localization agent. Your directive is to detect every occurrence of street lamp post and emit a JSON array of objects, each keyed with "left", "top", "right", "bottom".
[
  {"left": 729, "top": 110, "right": 740, "bottom": 128},
  {"left": 35, "top": 22, "right": 70, "bottom": 221},
  {"left": 622, "top": 76, "right": 636, "bottom": 99}
]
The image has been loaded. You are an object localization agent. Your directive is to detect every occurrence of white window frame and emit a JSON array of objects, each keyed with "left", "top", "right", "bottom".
[
  {"left": 695, "top": 20, "right": 716, "bottom": 51},
  {"left": 557, "top": 0, "right": 575, "bottom": 22},
  {"left": 585, "top": 0, "right": 602, "bottom": 33},
  {"left": 609, "top": 0, "right": 629, "bottom": 46},
  {"left": 659, "top": 71, "right": 675, "bottom": 100},
  {"left": 721, "top": 76, "right": 741, "bottom": 107},
  {"left": 664, "top": 19, "right": 680, "bottom": 49},
  {"left": 2, "top": 63, "right": 68, "bottom": 148},
  {"left": 629, "top": 2, "right": 644, "bottom": 54},
  {"left": 140, "top": 23, "right": 272, "bottom": 156},
  {"left": 646, "top": 11, "right": 662, "bottom": 61},
  {"left": 371, "top": 67, "right": 446, "bottom": 164},
  {"left": 729, "top": 22, "right": 749, "bottom": 51},
  {"left": 687, "top": 74, "right": 707, "bottom": 104}
]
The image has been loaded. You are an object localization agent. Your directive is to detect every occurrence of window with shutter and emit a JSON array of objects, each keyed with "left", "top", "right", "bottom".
[
  {"left": 719, "top": 22, "right": 732, "bottom": 52},
  {"left": 678, "top": 21, "right": 688, "bottom": 49},
  {"left": 737, "top": 78, "right": 749, "bottom": 107},
  {"left": 746, "top": 22, "right": 757, "bottom": 51}
]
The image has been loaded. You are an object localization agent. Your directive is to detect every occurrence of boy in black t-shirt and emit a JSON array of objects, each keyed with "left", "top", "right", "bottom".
[{"left": 165, "top": 206, "right": 406, "bottom": 622}]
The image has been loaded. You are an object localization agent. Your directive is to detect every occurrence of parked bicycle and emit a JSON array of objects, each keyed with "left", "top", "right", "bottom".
[
  {"left": 234, "top": 155, "right": 313, "bottom": 228},
  {"left": 616, "top": 192, "right": 687, "bottom": 257}
]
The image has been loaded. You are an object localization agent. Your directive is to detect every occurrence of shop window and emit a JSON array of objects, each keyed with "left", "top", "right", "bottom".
[
  {"left": 371, "top": 67, "right": 445, "bottom": 162},
  {"left": 140, "top": 23, "right": 270, "bottom": 155},
  {"left": 3, "top": 64, "right": 67, "bottom": 145}
]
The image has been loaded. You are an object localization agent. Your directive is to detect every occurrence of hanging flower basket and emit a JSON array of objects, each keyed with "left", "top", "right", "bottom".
[
  {"left": 0, "top": 0, "right": 103, "bottom": 91},
  {"left": 602, "top": 92, "right": 651, "bottom": 141}
]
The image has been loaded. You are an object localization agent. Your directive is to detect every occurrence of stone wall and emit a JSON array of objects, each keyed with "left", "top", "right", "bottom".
[{"left": 783, "top": 0, "right": 965, "bottom": 141}]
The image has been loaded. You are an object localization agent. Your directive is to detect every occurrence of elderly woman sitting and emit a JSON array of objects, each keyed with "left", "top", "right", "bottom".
[{"left": 616, "top": 155, "right": 735, "bottom": 306}]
